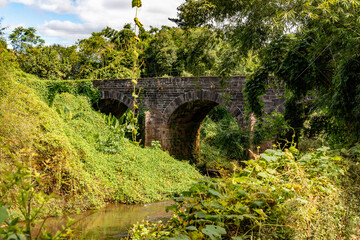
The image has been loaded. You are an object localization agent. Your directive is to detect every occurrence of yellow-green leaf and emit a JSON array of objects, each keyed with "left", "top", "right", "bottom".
[
  {"left": 132, "top": 0, "right": 142, "bottom": 8},
  {"left": 134, "top": 17, "right": 143, "bottom": 28}
]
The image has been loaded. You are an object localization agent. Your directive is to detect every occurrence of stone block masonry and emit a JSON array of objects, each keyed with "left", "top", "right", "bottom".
[{"left": 93, "top": 76, "right": 284, "bottom": 162}]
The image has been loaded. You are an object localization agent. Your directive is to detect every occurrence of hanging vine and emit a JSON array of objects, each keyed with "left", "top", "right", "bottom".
[{"left": 128, "top": 0, "right": 143, "bottom": 144}]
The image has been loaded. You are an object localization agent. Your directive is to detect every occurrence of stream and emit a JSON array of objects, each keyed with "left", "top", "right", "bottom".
[{"left": 32, "top": 201, "right": 173, "bottom": 239}]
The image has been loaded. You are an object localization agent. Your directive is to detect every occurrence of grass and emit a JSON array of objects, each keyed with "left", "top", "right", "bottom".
[{"left": 0, "top": 66, "right": 200, "bottom": 218}]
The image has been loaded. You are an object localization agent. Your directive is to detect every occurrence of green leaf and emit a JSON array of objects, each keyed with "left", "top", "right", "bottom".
[
  {"left": 232, "top": 237, "right": 244, "bottom": 240},
  {"left": 8, "top": 234, "right": 28, "bottom": 240},
  {"left": 254, "top": 209, "right": 268, "bottom": 219},
  {"left": 208, "top": 189, "right": 222, "bottom": 198},
  {"left": 257, "top": 172, "right": 268, "bottom": 178},
  {"left": 225, "top": 215, "right": 244, "bottom": 220},
  {"left": 237, "top": 190, "right": 248, "bottom": 198},
  {"left": 195, "top": 211, "right": 207, "bottom": 219},
  {"left": 201, "top": 225, "right": 226, "bottom": 240},
  {"left": 250, "top": 201, "right": 266, "bottom": 208},
  {"left": 186, "top": 226, "right": 197, "bottom": 231},
  {"left": 242, "top": 214, "right": 257, "bottom": 219},
  {"left": 264, "top": 149, "right": 285, "bottom": 156},
  {"left": 260, "top": 154, "right": 278, "bottom": 162},
  {"left": 134, "top": 17, "right": 143, "bottom": 28},
  {"left": 0, "top": 206, "right": 9, "bottom": 225},
  {"left": 170, "top": 234, "right": 190, "bottom": 240},
  {"left": 132, "top": 0, "right": 142, "bottom": 8},
  {"left": 316, "top": 146, "right": 330, "bottom": 152}
]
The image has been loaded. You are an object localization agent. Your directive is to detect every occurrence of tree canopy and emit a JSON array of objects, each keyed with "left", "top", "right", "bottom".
[{"left": 172, "top": 0, "right": 360, "bottom": 145}]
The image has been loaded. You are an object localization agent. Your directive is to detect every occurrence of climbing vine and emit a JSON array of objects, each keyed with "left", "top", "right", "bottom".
[{"left": 128, "top": 0, "right": 143, "bottom": 144}]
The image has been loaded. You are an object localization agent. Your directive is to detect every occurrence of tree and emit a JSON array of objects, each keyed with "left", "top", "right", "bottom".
[
  {"left": 142, "top": 27, "right": 179, "bottom": 77},
  {"left": 19, "top": 46, "right": 65, "bottom": 79},
  {"left": 172, "top": 0, "right": 360, "bottom": 146},
  {"left": 76, "top": 26, "right": 138, "bottom": 80},
  {"left": 0, "top": 18, "right": 7, "bottom": 48},
  {"left": 9, "top": 27, "right": 44, "bottom": 54},
  {"left": 142, "top": 26, "right": 225, "bottom": 77},
  {"left": 51, "top": 44, "right": 80, "bottom": 79}
]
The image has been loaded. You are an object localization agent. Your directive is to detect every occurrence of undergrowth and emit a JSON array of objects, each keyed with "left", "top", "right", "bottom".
[
  {"left": 0, "top": 68, "right": 200, "bottom": 221},
  {"left": 129, "top": 146, "right": 360, "bottom": 239},
  {"left": 199, "top": 107, "right": 250, "bottom": 172}
]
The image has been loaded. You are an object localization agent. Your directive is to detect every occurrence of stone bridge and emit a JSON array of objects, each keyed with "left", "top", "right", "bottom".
[{"left": 92, "top": 76, "right": 284, "bottom": 162}]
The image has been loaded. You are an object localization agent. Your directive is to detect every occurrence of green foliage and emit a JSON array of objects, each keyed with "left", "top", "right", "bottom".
[
  {"left": 3, "top": 21, "right": 254, "bottom": 80},
  {"left": 9, "top": 27, "right": 45, "bottom": 54},
  {"left": 76, "top": 27, "right": 140, "bottom": 80},
  {"left": 132, "top": 0, "right": 142, "bottom": 8},
  {"left": 25, "top": 79, "right": 101, "bottom": 106},
  {"left": 50, "top": 92, "right": 200, "bottom": 204},
  {"left": 151, "top": 141, "right": 162, "bottom": 149},
  {"left": 0, "top": 19, "right": 7, "bottom": 48},
  {"left": 18, "top": 46, "right": 65, "bottom": 80},
  {"left": 0, "top": 68, "right": 200, "bottom": 220},
  {"left": 129, "top": 147, "right": 360, "bottom": 239},
  {"left": 141, "top": 26, "right": 223, "bottom": 77},
  {"left": 252, "top": 112, "right": 291, "bottom": 146},
  {"left": 0, "top": 147, "right": 68, "bottom": 239},
  {"left": 199, "top": 106, "right": 251, "bottom": 171},
  {"left": 172, "top": 0, "right": 360, "bottom": 146}
]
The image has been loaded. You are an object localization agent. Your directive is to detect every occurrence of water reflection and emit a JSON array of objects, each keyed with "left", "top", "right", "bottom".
[{"left": 34, "top": 201, "right": 173, "bottom": 239}]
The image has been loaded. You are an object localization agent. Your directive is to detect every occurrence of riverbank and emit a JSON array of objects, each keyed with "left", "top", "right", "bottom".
[{"left": 31, "top": 201, "right": 174, "bottom": 239}]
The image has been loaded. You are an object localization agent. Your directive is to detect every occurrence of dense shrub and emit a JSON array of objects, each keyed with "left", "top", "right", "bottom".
[{"left": 129, "top": 147, "right": 360, "bottom": 239}]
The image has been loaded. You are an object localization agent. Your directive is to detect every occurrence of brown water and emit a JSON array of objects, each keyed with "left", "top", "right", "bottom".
[{"left": 32, "top": 201, "right": 173, "bottom": 239}]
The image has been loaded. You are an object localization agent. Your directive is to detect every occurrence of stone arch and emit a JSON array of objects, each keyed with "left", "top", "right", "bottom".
[
  {"left": 162, "top": 90, "right": 225, "bottom": 120},
  {"left": 163, "top": 90, "right": 245, "bottom": 163},
  {"left": 95, "top": 91, "right": 134, "bottom": 118}
]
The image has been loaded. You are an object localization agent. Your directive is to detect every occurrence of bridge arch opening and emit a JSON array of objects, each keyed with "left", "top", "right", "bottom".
[
  {"left": 165, "top": 99, "right": 244, "bottom": 164},
  {"left": 95, "top": 98, "right": 130, "bottom": 118},
  {"left": 94, "top": 97, "right": 146, "bottom": 144},
  {"left": 166, "top": 102, "right": 250, "bottom": 172}
]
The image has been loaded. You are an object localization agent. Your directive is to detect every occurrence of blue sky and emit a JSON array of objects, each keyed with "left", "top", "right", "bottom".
[{"left": 0, "top": 0, "right": 184, "bottom": 46}]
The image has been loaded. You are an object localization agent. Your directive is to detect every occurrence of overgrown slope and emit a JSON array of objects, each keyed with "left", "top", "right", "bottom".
[{"left": 0, "top": 67, "right": 200, "bottom": 216}]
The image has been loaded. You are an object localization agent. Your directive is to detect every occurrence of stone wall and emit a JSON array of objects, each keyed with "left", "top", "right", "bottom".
[{"left": 93, "top": 76, "right": 285, "bottom": 161}]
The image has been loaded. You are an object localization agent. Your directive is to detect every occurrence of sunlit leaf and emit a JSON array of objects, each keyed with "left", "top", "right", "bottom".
[
  {"left": 134, "top": 17, "right": 143, "bottom": 28},
  {"left": 132, "top": 0, "right": 142, "bottom": 8},
  {"left": 208, "top": 189, "right": 222, "bottom": 198},
  {"left": 232, "top": 237, "right": 244, "bottom": 240},
  {"left": 201, "top": 225, "right": 226, "bottom": 240},
  {"left": 195, "top": 211, "right": 207, "bottom": 219},
  {"left": 186, "top": 226, "right": 197, "bottom": 231},
  {"left": 0, "top": 206, "right": 9, "bottom": 225},
  {"left": 170, "top": 234, "right": 190, "bottom": 240},
  {"left": 8, "top": 234, "right": 27, "bottom": 240}
]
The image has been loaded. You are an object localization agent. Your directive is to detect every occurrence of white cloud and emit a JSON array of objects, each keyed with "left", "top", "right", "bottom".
[
  {"left": 0, "top": 0, "right": 7, "bottom": 6},
  {"left": 38, "top": 20, "right": 101, "bottom": 41},
  {"left": 11, "top": 0, "right": 34, "bottom": 5},
  {"left": 11, "top": 0, "right": 75, "bottom": 13},
  {"left": 11, "top": 0, "right": 186, "bottom": 43}
]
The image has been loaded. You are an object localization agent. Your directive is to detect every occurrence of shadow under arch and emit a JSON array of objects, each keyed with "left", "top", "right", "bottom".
[
  {"left": 94, "top": 92, "right": 134, "bottom": 118},
  {"left": 163, "top": 90, "right": 245, "bottom": 163}
]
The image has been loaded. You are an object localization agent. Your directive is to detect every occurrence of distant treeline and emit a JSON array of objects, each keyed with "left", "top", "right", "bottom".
[{"left": 0, "top": 23, "right": 256, "bottom": 80}]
